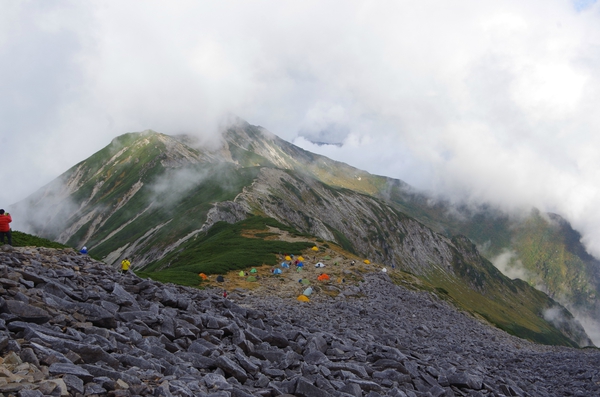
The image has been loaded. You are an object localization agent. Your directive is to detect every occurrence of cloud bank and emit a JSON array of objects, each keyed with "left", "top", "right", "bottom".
[{"left": 2, "top": 0, "right": 600, "bottom": 259}]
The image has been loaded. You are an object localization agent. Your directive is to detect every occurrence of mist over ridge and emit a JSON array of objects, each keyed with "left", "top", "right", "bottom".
[
  {"left": 3, "top": 1, "right": 600, "bottom": 275},
  {"left": 7, "top": 121, "right": 598, "bottom": 347}
]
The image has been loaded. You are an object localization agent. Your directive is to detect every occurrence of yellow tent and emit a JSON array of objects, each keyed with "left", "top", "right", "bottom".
[
  {"left": 239, "top": 271, "right": 245, "bottom": 277},
  {"left": 298, "top": 256, "right": 304, "bottom": 262},
  {"left": 297, "top": 295, "right": 310, "bottom": 302},
  {"left": 285, "top": 256, "right": 292, "bottom": 261},
  {"left": 363, "top": 259, "right": 371, "bottom": 264},
  {"left": 311, "top": 246, "right": 319, "bottom": 252}
]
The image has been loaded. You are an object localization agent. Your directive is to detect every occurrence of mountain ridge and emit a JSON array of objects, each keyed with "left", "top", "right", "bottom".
[{"left": 11, "top": 121, "right": 597, "bottom": 347}]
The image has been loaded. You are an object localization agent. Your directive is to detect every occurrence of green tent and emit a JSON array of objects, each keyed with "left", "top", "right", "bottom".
[
  {"left": 324, "top": 255, "right": 331, "bottom": 260},
  {"left": 301, "top": 279, "right": 310, "bottom": 285},
  {"left": 246, "top": 276, "right": 257, "bottom": 282},
  {"left": 250, "top": 268, "right": 258, "bottom": 273}
]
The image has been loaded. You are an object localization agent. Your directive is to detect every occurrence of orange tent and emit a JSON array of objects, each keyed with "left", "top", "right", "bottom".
[
  {"left": 297, "top": 295, "right": 310, "bottom": 302},
  {"left": 199, "top": 273, "right": 208, "bottom": 281},
  {"left": 317, "top": 274, "right": 330, "bottom": 281}
]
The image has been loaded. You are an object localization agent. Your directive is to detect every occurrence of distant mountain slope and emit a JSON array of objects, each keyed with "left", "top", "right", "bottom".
[
  {"left": 223, "top": 123, "right": 600, "bottom": 333},
  {"left": 12, "top": 120, "right": 595, "bottom": 346}
]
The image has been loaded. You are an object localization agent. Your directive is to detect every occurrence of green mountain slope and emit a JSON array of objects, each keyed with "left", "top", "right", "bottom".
[{"left": 12, "top": 121, "right": 595, "bottom": 347}]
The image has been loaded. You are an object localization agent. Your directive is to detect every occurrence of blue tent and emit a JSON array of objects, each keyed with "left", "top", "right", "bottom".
[
  {"left": 281, "top": 262, "right": 290, "bottom": 268},
  {"left": 273, "top": 268, "right": 282, "bottom": 275},
  {"left": 297, "top": 262, "right": 304, "bottom": 267}
]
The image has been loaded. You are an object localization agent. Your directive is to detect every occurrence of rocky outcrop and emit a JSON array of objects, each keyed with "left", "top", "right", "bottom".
[{"left": 0, "top": 245, "right": 598, "bottom": 397}]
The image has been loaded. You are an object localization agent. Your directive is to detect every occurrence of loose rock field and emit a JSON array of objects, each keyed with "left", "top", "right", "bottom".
[{"left": 0, "top": 246, "right": 598, "bottom": 397}]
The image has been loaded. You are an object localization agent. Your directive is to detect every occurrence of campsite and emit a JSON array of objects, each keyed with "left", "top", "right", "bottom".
[{"left": 196, "top": 225, "right": 379, "bottom": 303}]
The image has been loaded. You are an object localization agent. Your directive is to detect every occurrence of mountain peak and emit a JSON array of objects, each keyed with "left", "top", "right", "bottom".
[{"left": 11, "top": 121, "right": 598, "bottom": 347}]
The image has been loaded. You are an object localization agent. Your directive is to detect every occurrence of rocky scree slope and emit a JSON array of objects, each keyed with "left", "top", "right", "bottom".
[{"left": 0, "top": 246, "right": 599, "bottom": 397}]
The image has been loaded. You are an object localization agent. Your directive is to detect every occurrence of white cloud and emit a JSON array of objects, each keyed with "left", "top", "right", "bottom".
[
  {"left": 2, "top": 0, "right": 600, "bottom": 261},
  {"left": 491, "top": 249, "right": 531, "bottom": 281}
]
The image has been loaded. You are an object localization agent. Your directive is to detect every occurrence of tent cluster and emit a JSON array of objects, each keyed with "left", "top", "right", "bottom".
[{"left": 198, "top": 249, "right": 381, "bottom": 304}]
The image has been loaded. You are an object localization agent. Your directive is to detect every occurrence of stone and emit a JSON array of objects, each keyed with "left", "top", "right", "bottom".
[
  {"left": 202, "top": 373, "right": 232, "bottom": 391},
  {"left": 216, "top": 355, "right": 248, "bottom": 383},
  {"left": 349, "top": 378, "right": 383, "bottom": 392},
  {"left": 340, "top": 382, "right": 363, "bottom": 397},
  {"left": 62, "top": 374, "right": 84, "bottom": 394},
  {"left": 295, "top": 378, "right": 333, "bottom": 397},
  {"left": 304, "top": 351, "right": 329, "bottom": 365},
  {"left": 48, "top": 362, "right": 93, "bottom": 382},
  {"left": 3, "top": 301, "right": 51, "bottom": 324},
  {"left": 447, "top": 372, "right": 483, "bottom": 390},
  {"left": 17, "top": 390, "right": 44, "bottom": 397}
]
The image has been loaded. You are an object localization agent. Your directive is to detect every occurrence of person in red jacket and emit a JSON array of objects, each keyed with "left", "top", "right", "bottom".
[{"left": 0, "top": 209, "right": 12, "bottom": 246}]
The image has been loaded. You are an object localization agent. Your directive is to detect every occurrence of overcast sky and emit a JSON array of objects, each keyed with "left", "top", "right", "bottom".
[{"left": 2, "top": 0, "right": 600, "bottom": 256}]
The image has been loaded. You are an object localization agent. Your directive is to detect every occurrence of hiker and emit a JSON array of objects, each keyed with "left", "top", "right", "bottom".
[
  {"left": 80, "top": 246, "right": 88, "bottom": 254},
  {"left": 0, "top": 209, "right": 12, "bottom": 246},
  {"left": 121, "top": 258, "right": 131, "bottom": 273}
]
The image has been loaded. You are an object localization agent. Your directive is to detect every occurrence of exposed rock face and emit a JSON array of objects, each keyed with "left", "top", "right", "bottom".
[
  {"left": 235, "top": 167, "right": 455, "bottom": 275},
  {"left": 0, "top": 246, "right": 599, "bottom": 397}
]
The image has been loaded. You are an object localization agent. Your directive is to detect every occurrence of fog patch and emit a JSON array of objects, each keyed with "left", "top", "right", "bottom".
[
  {"left": 571, "top": 311, "right": 600, "bottom": 347},
  {"left": 543, "top": 306, "right": 595, "bottom": 347},
  {"left": 148, "top": 167, "right": 212, "bottom": 211},
  {"left": 10, "top": 177, "right": 79, "bottom": 243},
  {"left": 491, "top": 249, "right": 531, "bottom": 281}
]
